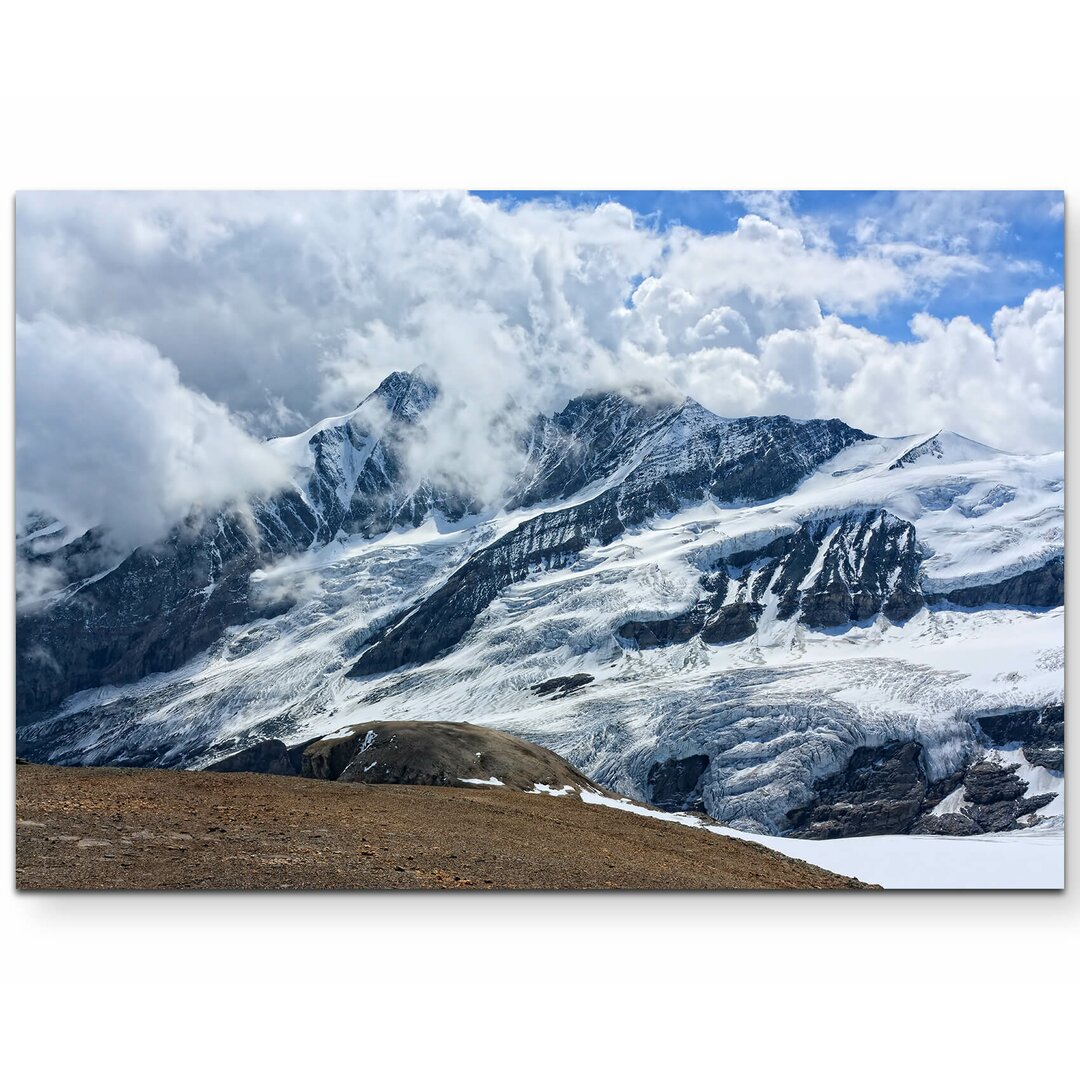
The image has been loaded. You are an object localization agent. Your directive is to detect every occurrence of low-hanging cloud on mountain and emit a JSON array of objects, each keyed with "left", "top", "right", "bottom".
[
  {"left": 15, "top": 190, "right": 1064, "bottom": 552},
  {"left": 15, "top": 316, "right": 291, "bottom": 551}
]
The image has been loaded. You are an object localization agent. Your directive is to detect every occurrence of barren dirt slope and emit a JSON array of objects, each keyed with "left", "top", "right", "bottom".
[{"left": 15, "top": 764, "right": 875, "bottom": 889}]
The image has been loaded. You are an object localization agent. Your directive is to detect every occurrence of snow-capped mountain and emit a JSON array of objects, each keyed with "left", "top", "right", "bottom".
[{"left": 15, "top": 370, "right": 1064, "bottom": 837}]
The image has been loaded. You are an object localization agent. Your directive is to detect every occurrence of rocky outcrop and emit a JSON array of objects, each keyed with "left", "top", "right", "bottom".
[
  {"left": 619, "top": 613, "right": 705, "bottom": 648},
  {"left": 901, "top": 704, "right": 1066, "bottom": 837},
  {"left": 647, "top": 754, "right": 710, "bottom": 813},
  {"left": 930, "top": 555, "right": 1063, "bottom": 609},
  {"left": 784, "top": 741, "right": 937, "bottom": 838},
  {"left": 959, "top": 761, "right": 1057, "bottom": 831},
  {"left": 619, "top": 510, "right": 922, "bottom": 651},
  {"left": 299, "top": 720, "right": 599, "bottom": 792},
  {"left": 779, "top": 511, "right": 923, "bottom": 628},
  {"left": 910, "top": 758, "right": 1058, "bottom": 835},
  {"left": 349, "top": 403, "right": 868, "bottom": 677},
  {"left": 203, "top": 739, "right": 295, "bottom": 776},
  {"left": 530, "top": 674, "right": 594, "bottom": 698},
  {"left": 963, "top": 759, "right": 1027, "bottom": 804},
  {"left": 15, "top": 369, "right": 447, "bottom": 718},
  {"left": 619, "top": 602, "right": 762, "bottom": 648},
  {"left": 974, "top": 704, "right": 1064, "bottom": 771},
  {"left": 700, "top": 602, "right": 764, "bottom": 644},
  {"left": 785, "top": 737, "right": 1058, "bottom": 839},
  {"left": 914, "top": 813, "right": 983, "bottom": 836}
]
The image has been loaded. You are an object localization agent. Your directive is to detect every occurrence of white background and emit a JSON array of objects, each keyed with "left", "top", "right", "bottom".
[{"left": 2, "top": 3, "right": 1076, "bottom": 1077}]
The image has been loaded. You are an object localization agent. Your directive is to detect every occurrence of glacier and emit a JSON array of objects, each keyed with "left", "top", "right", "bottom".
[{"left": 15, "top": 370, "right": 1064, "bottom": 841}]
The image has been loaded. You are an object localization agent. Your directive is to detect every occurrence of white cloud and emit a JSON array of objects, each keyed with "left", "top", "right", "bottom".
[
  {"left": 14, "top": 192, "right": 1064, "bottom": 550},
  {"left": 15, "top": 316, "right": 291, "bottom": 549},
  {"left": 877, "top": 191, "right": 1011, "bottom": 252},
  {"left": 17, "top": 190, "right": 986, "bottom": 435},
  {"left": 850, "top": 191, "right": 1060, "bottom": 284},
  {"left": 621, "top": 213, "right": 910, "bottom": 374},
  {"left": 991, "top": 286, "right": 1065, "bottom": 404},
  {"left": 662, "top": 287, "right": 1063, "bottom": 452},
  {"left": 14, "top": 559, "right": 67, "bottom": 608}
]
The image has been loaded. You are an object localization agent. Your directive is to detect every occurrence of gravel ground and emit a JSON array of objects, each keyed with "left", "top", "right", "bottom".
[{"left": 15, "top": 763, "right": 875, "bottom": 890}]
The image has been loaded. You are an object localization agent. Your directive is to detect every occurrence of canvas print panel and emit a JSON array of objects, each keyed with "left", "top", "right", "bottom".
[{"left": 14, "top": 191, "right": 1064, "bottom": 889}]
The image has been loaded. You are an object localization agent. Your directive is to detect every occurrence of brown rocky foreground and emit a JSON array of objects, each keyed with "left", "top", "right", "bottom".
[{"left": 15, "top": 763, "right": 875, "bottom": 890}]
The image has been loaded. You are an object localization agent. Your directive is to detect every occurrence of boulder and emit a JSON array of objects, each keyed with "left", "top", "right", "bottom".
[
  {"left": 911, "top": 813, "right": 982, "bottom": 836},
  {"left": 963, "top": 761, "right": 1027, "bottom": 804}
]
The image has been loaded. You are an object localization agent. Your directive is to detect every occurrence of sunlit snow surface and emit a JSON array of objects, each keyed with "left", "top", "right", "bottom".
[
  {"left": 34, "top": 429, "right": 1064, "bottom": 854},
  {"left": 727, "top": 826, "right": 1065, "bottom": 889}
]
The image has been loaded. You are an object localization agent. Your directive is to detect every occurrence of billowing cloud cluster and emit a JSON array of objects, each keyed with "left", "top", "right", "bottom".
[
  {"left": 642, "top": 283, "right": 1064, "bottom": 452},
  {"left": 16, "top": 317, "right": 290, "bottom": 549},
  {"left": 16, "top": 190, "right": 1063, "bottom": 552}
]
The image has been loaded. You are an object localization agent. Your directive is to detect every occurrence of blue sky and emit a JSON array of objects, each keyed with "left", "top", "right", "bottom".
[{"left": 473, "top": 190, "right": 1064, "bottom": 341}]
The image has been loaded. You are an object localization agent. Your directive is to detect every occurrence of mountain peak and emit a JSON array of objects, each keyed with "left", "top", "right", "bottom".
[
  {"left": 888, "top": 429, "right": 1002, "bottom": 470},
  {"left": 364, "top": 367, "right": 439, "bottom": 418},
  {"left": 365, "top": 367, "right": 436, "bottom": 408}
]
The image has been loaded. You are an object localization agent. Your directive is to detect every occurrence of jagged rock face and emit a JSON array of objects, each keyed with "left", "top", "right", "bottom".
[
  {"left": 786, "top": 736, "right": 1060, "bottom": 838},
  {"left": 902, "top": 704, "right": 1065, "bottom": 837},
  {"left": 647, "top": 754, "right": 711, "bottom": 813},
  {"left": 963, "top": 759, "right": 1028, "bottom": 804},
  {"left": 727, "top": 510, "right": 923, "bottom": 628},
  {"left": 509, "top": 392, "right": 684, "bottom": 509},
  {"left": 511, "top": 397, "right": 866, "bottom": 511},
  {"left": 705, "top": 415, "right": 869, "bottom": 504},
  {"left": 15, "top": 482, "right": 332, "bottom": 717},
  {"left": 784, "top": 741, "right": 937, "bottom": 838},
  {"left": 15, "top": 369, "right": 458, "bottom": 717},
  {"left": 351, "top": 403, "right": 870, "bottom": 676},
  {"left": 16, "top": 514, "right": 267, "bottom": 717},
  {"left": 14, "top": 370, "right": 1064, "bottom": 842},
  {"left": 912, "top": 758, "right": 1057, "bottom": 835},
  {"left": 975, "top": 705, "right": 1064, "bottom": 771},
  {"left": 794, "top": 512, "right": 923, "bottom": 626},
  {"left": 282, "top": 368, "right": 472, "bottom": 541},
  {"left": 930, "top": 556, "right": 1064, "bottom": 609},
  {"left": 617, "top": 510, "right": 921, "bottom": 649}
]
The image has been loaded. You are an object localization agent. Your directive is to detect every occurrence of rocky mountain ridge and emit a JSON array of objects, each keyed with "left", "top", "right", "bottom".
[{"left": 15, "top": 369, "right": 1065, "bottom": 839}]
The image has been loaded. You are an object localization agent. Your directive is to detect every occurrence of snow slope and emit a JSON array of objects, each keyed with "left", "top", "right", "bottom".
[
  {"left": 547, "top": 786, "right": 1064, "bottom": 889},
  {"left": 16, "top": 384, "right": 1064, "bottom": 855}
]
